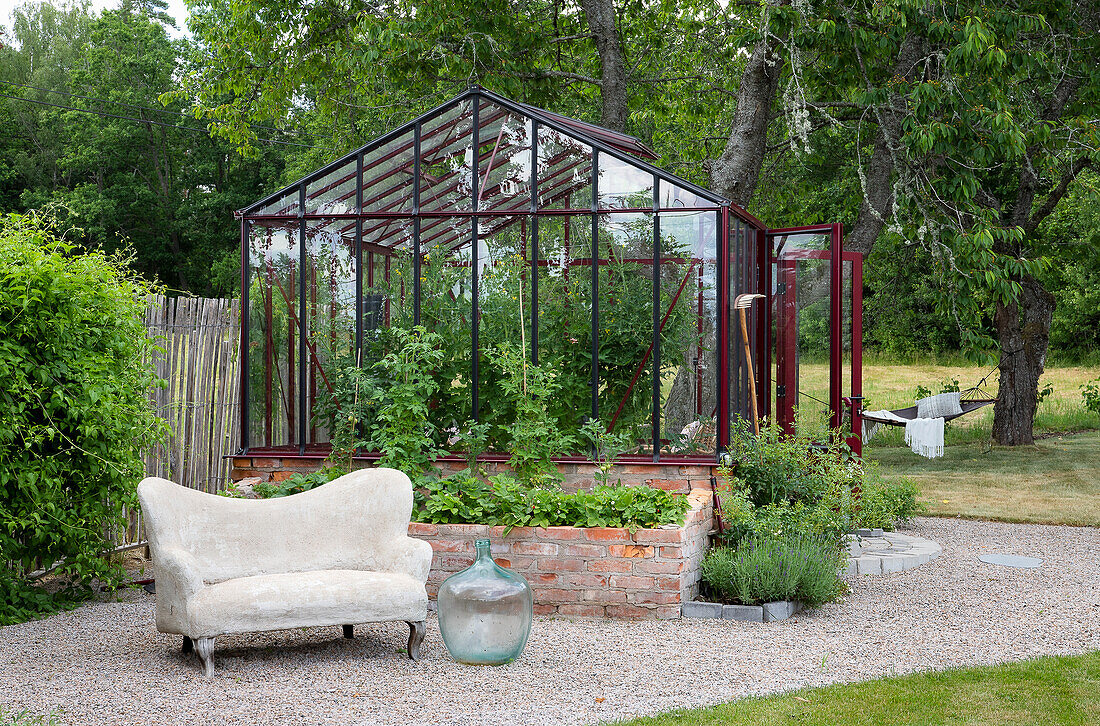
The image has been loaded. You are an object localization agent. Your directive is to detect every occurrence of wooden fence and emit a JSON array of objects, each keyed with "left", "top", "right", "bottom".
[{"left": 123, "top": 295, "right": 241, "bottom": 544}]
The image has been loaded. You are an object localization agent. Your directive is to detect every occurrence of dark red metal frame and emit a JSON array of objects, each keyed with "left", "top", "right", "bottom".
[{"left": 237, "top": 87, "right": 857, "bottom": 465}]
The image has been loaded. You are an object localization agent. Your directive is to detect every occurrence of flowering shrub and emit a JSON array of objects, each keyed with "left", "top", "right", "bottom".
[{"left": 700, "top": 534, "right": 845, "bottom": 607}]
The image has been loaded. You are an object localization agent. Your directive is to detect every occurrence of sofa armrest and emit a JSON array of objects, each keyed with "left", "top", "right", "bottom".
[
  {"left": 375, "top": 537, "right": 434, "bottom": 584},
  {"left": 153, "top": 546, "right": 206, "bottom": 633}
]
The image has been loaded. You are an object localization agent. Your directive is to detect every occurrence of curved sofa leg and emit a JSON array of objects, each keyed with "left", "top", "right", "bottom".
[
  {"left": 194, "top": 637, "right": 215, "bottom": 677},
  {"left": 406, "top": 621, "right": 425, "bottom": 661},
  {"left": 182, "top": 636, "right": 193, "bottom": 654},
  {"left": 343, "top": 624, "right": 354, "bottom": 639}
]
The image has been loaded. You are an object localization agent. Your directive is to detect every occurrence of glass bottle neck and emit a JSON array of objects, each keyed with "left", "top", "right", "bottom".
[{"left": 474, "top": 539, "right": 492, "bottom": 561}]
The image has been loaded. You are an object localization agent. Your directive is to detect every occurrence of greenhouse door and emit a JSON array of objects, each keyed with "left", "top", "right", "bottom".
[{"left": 767, "top": 224, "right": 863, "bottom": 454}]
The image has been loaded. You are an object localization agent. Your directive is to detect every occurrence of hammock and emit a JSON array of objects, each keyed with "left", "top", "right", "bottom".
[{"left": 860, "top": 394, "right": 996, "bottom": 427}]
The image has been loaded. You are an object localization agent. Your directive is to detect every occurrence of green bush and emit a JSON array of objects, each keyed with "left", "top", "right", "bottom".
[
  {"left": 1082, "top": 377, "right": 1100, "bottom": 417},
  {"left": 0, "top": 212, "right": 165, "bottom": 625},
  {"left": 413, "top": 472, "right": 691, "bottom": 532},
  {"left": 856, "top": 480, "right": 925, "bottom": 530},
  {"left": 701, "top": 534, "right": 845, "bottom": 607}
]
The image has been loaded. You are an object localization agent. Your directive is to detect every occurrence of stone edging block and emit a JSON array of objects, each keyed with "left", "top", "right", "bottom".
[
  {"left": 683, "top": 600, "right": 803, "bottom": 623},
  {"left": 847, "top": 531, "right": 942, "bottom": 576}
]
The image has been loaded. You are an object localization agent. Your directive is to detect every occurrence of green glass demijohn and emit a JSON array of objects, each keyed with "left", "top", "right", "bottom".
[{"left": 437, "top": 538, "right": 533, "bottom": 665}]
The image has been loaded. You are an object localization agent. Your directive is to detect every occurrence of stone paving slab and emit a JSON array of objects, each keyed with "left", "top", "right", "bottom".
[{"left": 847, "top": 531, "right": 941, "bottom": 576}]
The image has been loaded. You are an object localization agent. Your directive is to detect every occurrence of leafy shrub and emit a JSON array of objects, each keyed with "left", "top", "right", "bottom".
[
  {"left": 250, "top": 466, "right": 348, "bottom": 499},
  {"left": 701, "top": 534, "right": 845, "bottom": 607},
  {"left": 856, "top": 480, "right": 925, "bottom": 531},
  {"left": 1082, "top": 377, "right": 1100, "bottom": 416},
  {"left": 727, "top": 420, "right": 855, "bottom": 507},
  {"left": 413, "top": 473, "right": 691, "bottom": 532},
  {"left": 0, "top": 212, "right": 165, "bottom": 624}
]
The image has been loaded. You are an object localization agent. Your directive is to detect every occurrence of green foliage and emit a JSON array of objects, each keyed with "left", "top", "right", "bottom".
[
  {"left": 414, "top": 474, "right": 691, "bottom": 533},
  {"left": 700, "top": 534, "right": 845, "bottom": 607},
  {"left": 0, "top": 707, "right": 61, "bottom": 726},
  {"left": 580, "top": 418, "right": 636, "bottom": 486},
  {"left": 1082, "top": 378, "right": 1100, "bottom": 417},
  {"left": 855, "top": 480, "right": 925, "bottom": 531},
  {"left": 495, "top": 342, "right": 575, "bottom": 486},
  {"left": 0, "top": 211, "right": 166, "bottom": 624},
  {"left": 249, "top": 466, "right": 348, "bottom": 499},
  {"left": 727, "top": 420, "right": 855, "bottom": 507}
]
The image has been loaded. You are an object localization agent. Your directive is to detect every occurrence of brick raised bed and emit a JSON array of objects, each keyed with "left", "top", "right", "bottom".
[
  {"left": 230, "top": 457, "right": 716, "bottom": 619},
  {"left": 412, "top": 488, "right": 713, "bottom": 620}
]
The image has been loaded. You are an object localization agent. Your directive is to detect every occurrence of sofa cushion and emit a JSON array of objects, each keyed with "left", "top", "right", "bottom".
[{"left": 187, "top": 569, "right": 428, "bottom": 638}]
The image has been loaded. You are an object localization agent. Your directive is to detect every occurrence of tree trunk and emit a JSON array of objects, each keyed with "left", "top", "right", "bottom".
[
  {"left": 578, "top": 0, "right": 628, "bottom": 132},
  {"left": 991, "top": 273, "right": 1055, "bottom": 445},
  {"left": 708, "top": 3, "right": 787, "bottom": 208}
]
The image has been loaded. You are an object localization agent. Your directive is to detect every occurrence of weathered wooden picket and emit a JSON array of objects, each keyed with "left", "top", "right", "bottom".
[{"left": 123, "top": 295, "right": 240, "bottom": 544}]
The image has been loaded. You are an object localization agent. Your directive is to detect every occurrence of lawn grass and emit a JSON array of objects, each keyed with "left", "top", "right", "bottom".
[
  {"left": 611, "top": 651, "right": 1100, "bottom": 726},
  {"left": 866, "top": 431, "right": 1100, "bottom": 527}
]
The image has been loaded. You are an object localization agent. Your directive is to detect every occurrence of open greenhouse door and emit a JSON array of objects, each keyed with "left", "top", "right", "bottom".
[{"left": 767, "top": 224, "right": 863, "bottom": 454}]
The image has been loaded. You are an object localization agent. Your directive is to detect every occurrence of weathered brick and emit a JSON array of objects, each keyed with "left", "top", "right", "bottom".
[
  {"left": 633, "top": 529, "right": 682, "bottom": 544},
  {"left": 588, "top": 559, "right": 633, "bottom": 573},
  {"left": 557, "top": 604, "right": 606, "bottom": 618},
  {"left": 407, "top": 523, "right": 438, "bottom": 537},
  {"left": 659, "top": 545, "right": 683, "bottom": 558},
  {"left": 536, "top": 527, "right": 584, "bottom": 540},
  {"left": 231, "top": 469, "right": 260, "bottom": 481},
  {"left": 533, "top": 604, "right": 557, "bottom": 616},
  {"left": 490, "top": 555, "right": 537, "bottom": 571},
  {"left": 629, "top": 591, "right": 680, "bottom": 605},
  {"left": 536, "top": 588, "right": 581, "bottom": 603},
  {"left": 439, "top": 554, "right": 474, "bottom": 570},
  {"left": 606, "top": 604, "right": 654, "bottom": 618},
  {"left": 249, "top": 458, "right": 280, "bottom": 468},
  {"left": 564, "top": 573, "right": 608, "bottom": 588},
  {"left": 528, "top": 572, "right": 561, "bottom": 585},
  {"left": 512, "top": 541, "right": 559, "bottom": 556},
  {"left": 608, "top": 544, "right": 653, "bottom": 558},
  {"left": 656, "top": 605, "right": 682, "bottom": 620},
  {"left": 563, "top": 543, "right": 605, "bottom": 557},
  {"left": 633, "top": 559, "right": 684, "bottom": 575},
  {"left": 609, "top": 575, "right": 655, "bottom": 590},
  {"left": 437, "top": 524, "right": 489, "bottom": 537},
  {"left": 650, "top": 479, "right": 689, "bottom": 492},
  {"left": 585, "top": 527, "right": 631, "bottom": 542},
  {"left": 583, "top": 589, "right": 627, "bottom": 603},
  {"left": 428, "top": 540, "right": 469, "bottom": 553},
  {"left": 285, "top": 458, "right": 323, "bottom": 470},
  {"left": 232, "top": 458, "right": 252, "bottom": 468},
  {"left": 538, "top": 557, "right": 585, "bottom": 572},
  {"left": 270, "top": 470, "right": 294, "bottom": 482},
  {"left": 655, "top": 576, "right": 681, "bottom": 591}
]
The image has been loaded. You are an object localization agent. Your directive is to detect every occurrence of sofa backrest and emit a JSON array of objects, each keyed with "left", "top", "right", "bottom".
[{"left": 137, "top": 468, "right": 415, "bottom": 582}]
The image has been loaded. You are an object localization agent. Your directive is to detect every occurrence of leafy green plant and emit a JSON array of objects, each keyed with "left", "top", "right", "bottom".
[
  {"left": 727, "top": 419, "right": 853, "bottom": 507},
  {"left": 413, "top": 474, "right": 690, "bottom": 533},
  {"left": 495, "top": 342, "right": 575, "bottom": 486},
  {"left": 0, "top": 707, "right": 61, "bottom": 726},
  {"left": 1082, "top": 378, "right": 1100, "bottom": 417},
  {"left": 701, "top": 534, "right": 845, "bottom": 607},
  {"left": 0, "top": 211, "right": 166, "bottom": 625},
  {"left": 856, "top": 480, "right": 925, "bottom": 531},
  {"left": 580, "top": 417, "right": 636, "bottom": 486},
  {"left": 250, "top": 466, "right": 348, "bottom": 499}
]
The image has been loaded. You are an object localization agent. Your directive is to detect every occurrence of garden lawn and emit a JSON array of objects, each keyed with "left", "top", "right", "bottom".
[
  {"left": 866, "top": 430, "right": 1100, "bottom": 527},
  {"left": 612, "top": 651, "right": 1100, "bottom": 726}
]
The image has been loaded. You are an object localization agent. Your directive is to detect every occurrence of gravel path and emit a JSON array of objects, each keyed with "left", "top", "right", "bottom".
[{"left": 2, "top": 517, "right": 1098, "bottom": 725}]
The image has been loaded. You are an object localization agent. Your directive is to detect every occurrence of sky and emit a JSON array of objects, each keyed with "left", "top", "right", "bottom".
[{"left": 0, "top": 0, "right": 192, "bottom": 39}]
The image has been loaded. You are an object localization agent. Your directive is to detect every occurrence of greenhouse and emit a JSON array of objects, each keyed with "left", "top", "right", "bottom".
[{"left": 236, "top": 86, "right": 862, "bottom": 463}]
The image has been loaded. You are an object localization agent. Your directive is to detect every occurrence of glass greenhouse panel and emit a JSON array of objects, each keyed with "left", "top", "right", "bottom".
[
  {"left": 536, "top": 126, "right": 592, "bottom": 210},
  {"left": 247, "top": 221, "right": 301, "bottom": 448},
  {"left": 659, "top": 182, "right": 714, "bottom": 210},
  {"left": 533, "top": 215, "right": 595, "bottom": 452},
  {"left": 475, "top": 100, "right": 533, "bottom": 212},
  {"left": 597, "top": 212, "right": 655, "bottom": 455},
  {"left": 362, "top": 129, "right": 416, "bottom": 214},
  {"left": 305, "top": 160, "right": 358, "bottom": 215},
  {"left": 420, "top": 100, "right": 475, "bottom": 212},
  {"left": 302, "top": 220, "right": 357, "bottom": 445},
  {"left": 254, "top": 189, "right": 299, "bottom": 218},
  {"left": 363, "top": 217, "right": 414, "bottom": 328},
  {"left": 598, "top": 154, "right": 653, "bottom": 210},
  {"left": 659, "top": 211, "right": 718, "bottom": 456}
]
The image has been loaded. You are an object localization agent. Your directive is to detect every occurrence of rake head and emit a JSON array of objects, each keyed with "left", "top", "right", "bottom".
[{"left": 733, "top": 293, "right": 766, "bottom": 309}]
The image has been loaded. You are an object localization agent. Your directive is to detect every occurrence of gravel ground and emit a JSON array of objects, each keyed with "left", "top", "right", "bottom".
[{"left": 2, "top": 517, "right": 1098, "bottom": 726}]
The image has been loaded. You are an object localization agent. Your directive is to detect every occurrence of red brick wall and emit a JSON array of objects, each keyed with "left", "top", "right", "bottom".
[{"left": 412, "top": 488, "right": 712, "bottom": 619}]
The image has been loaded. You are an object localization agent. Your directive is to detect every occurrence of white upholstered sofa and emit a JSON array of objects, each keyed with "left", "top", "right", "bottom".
[{"left": 137, "top": 468, "right": 433, "bottom": 676}]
